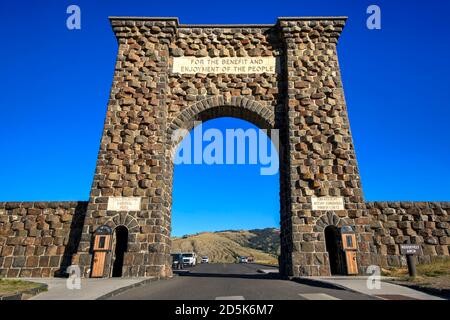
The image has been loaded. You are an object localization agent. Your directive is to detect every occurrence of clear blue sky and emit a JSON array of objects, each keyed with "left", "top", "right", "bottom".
[
  {"left": 172, "top": 118, "right": 279, "bottom": 236},
  {"left": 0, "top": 1, "right": 449, "bottom": 236}
]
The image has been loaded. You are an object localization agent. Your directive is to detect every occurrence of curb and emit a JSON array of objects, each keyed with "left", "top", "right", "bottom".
[
  {"left": 292, "top": 277, "right": 357, "bottom": 292},
  {"left": 387, "top": 280, "right": 450, "bottom": 300},
  {"left": 291, "top": 277, "right": 377, "bottom": 299},
  {"left": 0, "top": 283, "right": 48, "bottom": 300},
  {"left": 96, "top": 276, "right": 173, "bottom": 300}
]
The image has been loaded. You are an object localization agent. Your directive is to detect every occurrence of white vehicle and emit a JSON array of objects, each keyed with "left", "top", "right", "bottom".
[
  {"left": 238, "top": 256, "right": 248, "bottom": 263},
  {"left": 201, "top": 256, "right": 209, "bottom": 263},
  {"left": 182, "top": 252, "right": 197, "bottom": 266}
]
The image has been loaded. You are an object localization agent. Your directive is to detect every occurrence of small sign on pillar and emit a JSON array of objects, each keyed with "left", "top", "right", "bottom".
[
  {"left": 400, "top": 244, "right": 422, "bottom": 255},
  {"left": 400, "top": 244, "right": 422, "bottom": 277}
]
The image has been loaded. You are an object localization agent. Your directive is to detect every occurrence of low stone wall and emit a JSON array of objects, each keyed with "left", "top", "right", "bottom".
[
  {"left": 0, "top": 201, "right": 87, "bottom": 277},
  {"left": 367, "top": 201, "right": 450, "bottom": 267}
]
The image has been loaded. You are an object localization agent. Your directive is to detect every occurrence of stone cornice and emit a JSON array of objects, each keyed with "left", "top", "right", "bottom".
[
  {"left": 108, "top": 16, "right": 348, "bottom": 28},
  {"left": 277, "top": 16, "right": 348, "bottom": 22},
  {"left": 109, "top": 16, "right": 180, "bottom": 24}
]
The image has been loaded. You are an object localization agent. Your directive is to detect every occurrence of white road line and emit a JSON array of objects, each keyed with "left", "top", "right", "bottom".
[
  {"left": 299, "top": 293, "right": 341, "bottom": 300},
  {"left": 215, "top": 296, "right": 245, "bottom": 300}
]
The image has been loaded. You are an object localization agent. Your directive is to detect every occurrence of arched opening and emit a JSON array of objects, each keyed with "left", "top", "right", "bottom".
[
  {"left": 170, "top": 116, "right": 280, "bottom": 267},
  {"left": 324, "top": 225, "right": 344, "bottom": 275},
  {"left": 112, "top": 225, "right": 128, "bottom": 277}
]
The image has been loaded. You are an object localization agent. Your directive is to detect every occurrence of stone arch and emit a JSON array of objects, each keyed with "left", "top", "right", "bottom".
[
  {"left": 167, "top": 95, "right": 276, "bottom": 146},
  {"left": 313, "top": 211, "right": 351, "bottom": 232},
  {"left": 76, "top": 17, "right": 372, "bottom": 279},
  {"left": 103, "top": 213, "right": 140, "bottom": 234}
]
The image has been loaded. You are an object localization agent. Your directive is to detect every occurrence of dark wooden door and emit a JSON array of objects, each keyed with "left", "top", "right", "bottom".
[
  {"left": 91, "top": 234, "right": 112, "bottom": 278},
  {"left": 345, "top": 251, "right": 358, "bottom": 275},
  {"left": 91, "top": 251, "right": 107, "bottom": 277}
]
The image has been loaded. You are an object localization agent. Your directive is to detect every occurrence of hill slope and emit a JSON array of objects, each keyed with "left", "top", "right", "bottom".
[{"left": 171, "top": 228, "right": 280, "bottom": 265}]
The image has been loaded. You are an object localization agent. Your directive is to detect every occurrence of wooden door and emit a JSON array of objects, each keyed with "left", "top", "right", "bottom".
[
  {"left": 345, "top": 251, "right": 358, "bottom": 275},
  {"left": 91, "top": 251, "right": 107, "bottom": 277},
  {"left": 341, "top": 234, "right": 357, "bottom": 250},
  {"left": 93, "top": 235, "right": 111, "bottom": 251}
]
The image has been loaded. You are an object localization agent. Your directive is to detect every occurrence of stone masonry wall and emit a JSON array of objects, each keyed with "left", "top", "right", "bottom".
[
  {"left": 367, "top": 202, "right": 450, "bottom": 267},
  {"left": 0, "top": 200, "right": 449, "bottom": 277},
  {"left": 278, "top": 18, "right": 374, "bottom": 276},
  {"left": 0, "top": 202, "right": 87, "bottom": 277}
]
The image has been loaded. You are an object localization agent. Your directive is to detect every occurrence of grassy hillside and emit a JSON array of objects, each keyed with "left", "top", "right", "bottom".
[{"left": 171, "top": 228, "right": 280, "bottom": 265}]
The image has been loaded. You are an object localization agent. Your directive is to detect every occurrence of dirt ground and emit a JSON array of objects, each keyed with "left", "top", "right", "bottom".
[
  {"left": 393, "top": 275, "right": 450, "bottom": 290},
  {"left": 382, "top": 257, "right": 450, "bottom": 291}
]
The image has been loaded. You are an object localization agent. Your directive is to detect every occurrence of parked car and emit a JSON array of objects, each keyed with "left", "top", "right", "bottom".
[
  {"left": 238, "top": 256, "right": 248, "bottom": 263},
  {"left": 171, "top": 253, "right": 184, "bottom": 270},
  {"left": 247, "top": 256, "right": 254, "bottom": 263},
  {"left": 201, "top": 256, "right": 209, "bottom": 263},
  {"left": 182, "top": 252, "right": 197, "bottom": 266}
]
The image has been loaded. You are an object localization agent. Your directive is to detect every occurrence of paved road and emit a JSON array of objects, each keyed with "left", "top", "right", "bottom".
[{"left": 109, "top": 263, "right": 377, "bottom": 300}]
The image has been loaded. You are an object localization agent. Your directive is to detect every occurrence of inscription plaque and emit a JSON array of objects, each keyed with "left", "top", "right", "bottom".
[
  {"left": 107, "top": 197, "right": 141, "bottom": 211},
  {"left": 311, "top": 197, "right": 344, "bottom": 211},
  {"left": 172, "top": 57, "right": 277, "bottom": 74}
]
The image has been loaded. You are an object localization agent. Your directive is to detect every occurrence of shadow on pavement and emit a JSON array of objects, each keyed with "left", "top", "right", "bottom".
[
  {"left": 292, "top": 277, "right": 347, "bottom": 290},
  {"left": 174, "top": 270, "right": 281, "bottom": 280}
]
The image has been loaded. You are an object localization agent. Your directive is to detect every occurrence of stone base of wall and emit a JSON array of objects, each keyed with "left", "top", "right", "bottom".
[
  {"left": 1, "top": 200, "right": 449, "bottom": 277},
  {"left": 367, "top": 202, "right": 450, "bottom": 267},
  {"left": 72, "top": 251, "right": 172, "bottom": 278},
  {"left": 0, "top": 201, "right": 87, "bottom": 278}
]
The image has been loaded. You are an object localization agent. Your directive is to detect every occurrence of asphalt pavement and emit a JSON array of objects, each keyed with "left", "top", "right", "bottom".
[{"left": 108, "top": 263, "right": 377, "bottom": 300}]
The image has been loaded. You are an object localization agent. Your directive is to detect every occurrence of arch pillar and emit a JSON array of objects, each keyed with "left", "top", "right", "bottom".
[
  {"left": 279, "top": 17, "right": 375, "bottom": 276},
  {"left": 75, "top": 18, "right": 177, "bottom": 278}
]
